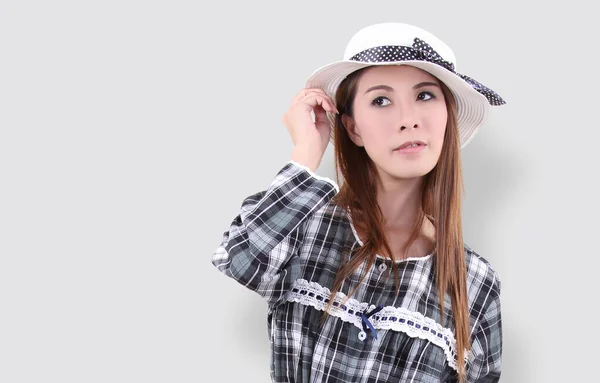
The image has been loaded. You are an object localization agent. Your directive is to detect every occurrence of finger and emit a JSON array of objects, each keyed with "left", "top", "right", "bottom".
[
  {"left": 291, "top": 88, "right": 329, "bottom": 106},
  {"left": 306, "top": 89, "right": 338, "bottom": 114},
  {"left": 313, "top": 95, "right": 338, "bottom": 114},
  {"left": 314, "top": 104, "right": 329, "bottom": 125},
  {"left": 290, "top": 88, "right": 317, "bottom": 106},
  {"left": 299, "top": 94, "right": 338, "bottom": 114}
]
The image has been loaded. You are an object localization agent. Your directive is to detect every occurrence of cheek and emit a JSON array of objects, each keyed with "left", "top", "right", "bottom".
[
  {"left": 355, "top": 114, "right": 393, "bottom": 144},
  {"left": 434, "top": 119, "right": 447, "bottom": 137},
  {"left": 427, "top": 110, "right": 448, "bottom": 141},
  {"left": 362, "top": 125, "right": 389, "bottom": 143}
]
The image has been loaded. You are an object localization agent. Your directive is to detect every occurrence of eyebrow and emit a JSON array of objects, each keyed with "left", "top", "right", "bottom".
[{"left": 364, "top": 82, "right": 440, "bottom": 94}]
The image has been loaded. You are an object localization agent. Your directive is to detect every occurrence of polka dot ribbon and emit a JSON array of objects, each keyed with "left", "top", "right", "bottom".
[{"left": 349, "top": 37, "right": 506, "bottom": 106}]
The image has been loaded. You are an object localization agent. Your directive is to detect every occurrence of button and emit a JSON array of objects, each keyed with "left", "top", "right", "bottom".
[
  {"left": 378, "top": 263, "right": 387, "bottom": 272},
  {"left": 358, "top": 330, "right": 367, "bottom": 341}
]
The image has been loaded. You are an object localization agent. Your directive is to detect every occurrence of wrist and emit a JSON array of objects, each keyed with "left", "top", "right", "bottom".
[{"left": 291, "top": 146, "right": 321, "bottom": 172}]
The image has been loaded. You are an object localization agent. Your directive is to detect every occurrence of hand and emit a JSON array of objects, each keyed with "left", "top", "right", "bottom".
[{"left": 282, "top": 88, "right": 338, "bottom": 171}]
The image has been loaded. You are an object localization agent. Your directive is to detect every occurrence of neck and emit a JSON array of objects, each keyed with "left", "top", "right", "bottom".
[
  {"left": 374, "top": 171, "right": 437, "bottom": 259},
  {"left": 376, "top": 171, "right": 424, "bottom": 229}
]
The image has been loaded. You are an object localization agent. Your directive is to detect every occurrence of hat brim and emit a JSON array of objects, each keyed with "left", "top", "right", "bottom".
[{"left": 305, "top": 60, "right": 490, "bottom": 149}]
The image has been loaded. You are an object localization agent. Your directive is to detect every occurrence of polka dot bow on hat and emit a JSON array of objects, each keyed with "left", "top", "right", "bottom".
[{"left": 305, "top": 22, "right": 507, "bottom": 149}]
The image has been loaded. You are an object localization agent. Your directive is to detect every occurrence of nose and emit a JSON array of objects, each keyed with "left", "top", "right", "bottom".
[
  {"left": 394, "top": 101, "right": 420, "bottom": 131},
  {"left": 399, "top": 122, "right": 418, "bottom": 131}
]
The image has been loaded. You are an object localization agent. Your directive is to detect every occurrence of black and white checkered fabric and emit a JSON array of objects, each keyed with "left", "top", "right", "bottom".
[{"left": 212, "top": 161, "right": 502, "bottom": 382}]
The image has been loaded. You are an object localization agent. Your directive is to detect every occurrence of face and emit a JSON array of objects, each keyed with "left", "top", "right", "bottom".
[{"left": 342, "top": 65, "right": 448, "bottom": 181}]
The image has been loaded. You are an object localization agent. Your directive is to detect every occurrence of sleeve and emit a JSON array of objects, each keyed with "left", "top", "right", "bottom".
[
  {"left": 465, "top": 276, "right": 503, "bottom": 382},
  {"left": 211, "top": 160, "right": 339, "bottom": 308}
]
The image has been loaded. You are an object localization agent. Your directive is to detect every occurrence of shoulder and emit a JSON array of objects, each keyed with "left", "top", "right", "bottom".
[
  {"left": 464, "top": 243, "right": 501, "bottom": 289},
  {"left": 302, "top": 197, "right": 351, "bottom": 236},
  {"left": 317, "top": 198, "right": 349, "bottom": 220},
  {"left": 463, "top": 243, "right": 502, "bottom": 314}
]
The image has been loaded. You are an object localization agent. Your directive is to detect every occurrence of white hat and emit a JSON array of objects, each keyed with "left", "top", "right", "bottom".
[{"left": 305, "top": 22, "right": 506, "bottom": 149}]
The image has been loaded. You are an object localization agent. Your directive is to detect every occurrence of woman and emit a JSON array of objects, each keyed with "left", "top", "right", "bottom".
[{"left": 212, "top": 22, "right": 505, "bottom": 382}]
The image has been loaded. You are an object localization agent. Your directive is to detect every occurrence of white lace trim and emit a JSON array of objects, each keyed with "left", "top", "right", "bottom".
[
  {"left": 284, "top": 278, "right": 468, "bottom": 371},
  {"left": 287, "top": 160, "right": 340, "bottom": 193}
]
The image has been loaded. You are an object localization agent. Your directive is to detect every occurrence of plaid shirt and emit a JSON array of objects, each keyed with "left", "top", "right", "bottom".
[{"left": 212, "top": 161, "right": 502, "bottom": 382}]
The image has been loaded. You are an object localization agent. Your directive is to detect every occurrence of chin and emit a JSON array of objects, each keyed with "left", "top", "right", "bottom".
[
  {"left": 391, "top": 171, "right": 429, "bottom": 179},
  {"left": 385, "top": 163, "right": 436, "bottom": 179}
]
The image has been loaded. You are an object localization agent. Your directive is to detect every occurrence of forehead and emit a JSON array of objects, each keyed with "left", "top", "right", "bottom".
[{"left": 357, "top": 65, "right": 439, "bottom": 90}]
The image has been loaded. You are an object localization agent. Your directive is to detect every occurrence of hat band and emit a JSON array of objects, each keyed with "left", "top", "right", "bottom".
[{"left": 348, "top": 37, "right": 505, "bottom": 106}]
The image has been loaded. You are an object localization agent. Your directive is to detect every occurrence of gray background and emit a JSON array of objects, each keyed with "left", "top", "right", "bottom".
[{"left": 1, "top": 1, "right": 597, "bottom": 382}]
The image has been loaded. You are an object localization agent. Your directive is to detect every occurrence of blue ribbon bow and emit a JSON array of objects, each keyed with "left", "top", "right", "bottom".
[{"left": 360, "top": 304, "right": 385, "bottom": 341}]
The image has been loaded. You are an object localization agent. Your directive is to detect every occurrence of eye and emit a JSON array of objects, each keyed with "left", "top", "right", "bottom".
[
  {"left": 371, "top": 96, "right": 391, "bottom": 107},
  {"left": 418, "top": 91, "right": 436, "bottom": 101},
  {"left": 371, "top": 92, "right": 437, "bottom": 107}
]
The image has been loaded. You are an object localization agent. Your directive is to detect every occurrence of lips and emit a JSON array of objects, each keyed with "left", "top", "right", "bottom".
[{"left": 395, "top": 140, "right": 426, "bottom": 150}]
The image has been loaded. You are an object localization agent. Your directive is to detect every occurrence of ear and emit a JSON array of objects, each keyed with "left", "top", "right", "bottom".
[{"left": 341, "top": 114, "right": 364, "bottom": 147}]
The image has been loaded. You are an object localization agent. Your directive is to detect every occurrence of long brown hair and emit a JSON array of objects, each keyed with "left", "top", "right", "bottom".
[{"left": 320, "top": 66, "right": 470, "bottom": 382}]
